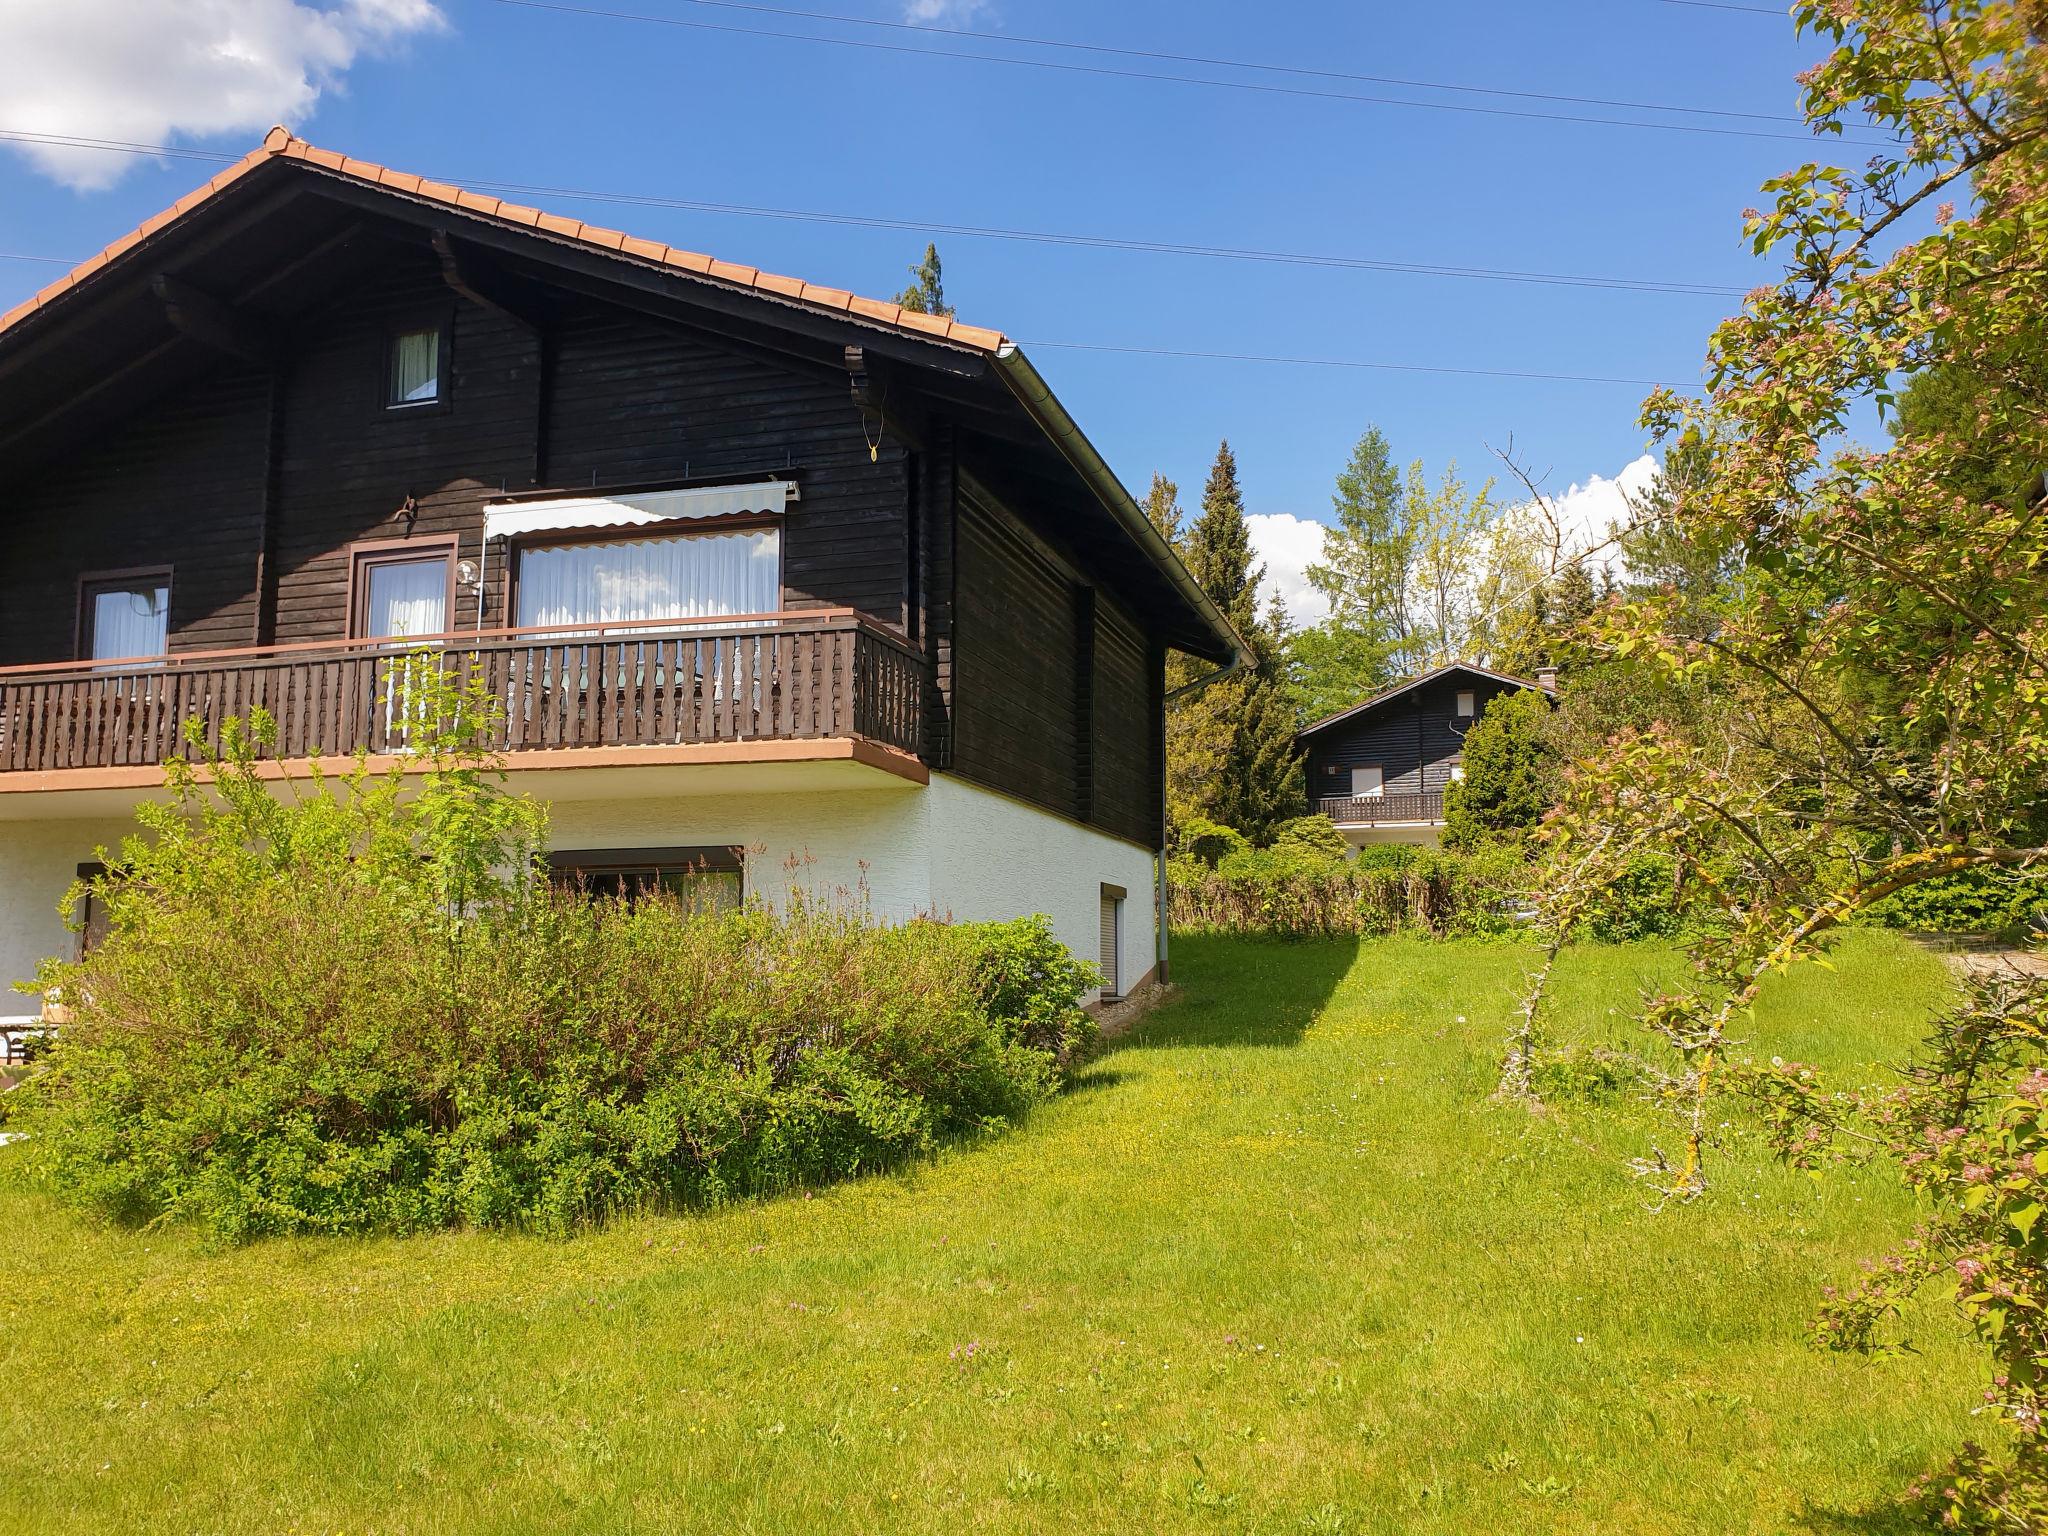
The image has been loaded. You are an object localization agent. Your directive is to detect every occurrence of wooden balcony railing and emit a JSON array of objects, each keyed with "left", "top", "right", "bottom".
[
  {"left": 1318, "top": 790, "right": 1445, "bottom": 826},
  {"left": 0, "top": 611, "right": 927, "bottom": 776}
]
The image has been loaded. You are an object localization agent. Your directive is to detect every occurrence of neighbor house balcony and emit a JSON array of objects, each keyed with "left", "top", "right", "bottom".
[
  {"left": 0, "top": 610, "right": 928, "bottom": 800},
  {"left": 1317, "top": 791, "right": 1444, "bottom": 829}
]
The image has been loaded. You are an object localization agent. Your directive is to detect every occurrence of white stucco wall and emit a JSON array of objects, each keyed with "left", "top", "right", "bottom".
[
  {"left": 0, "top": 817, "right": 136, "bottom": 1003},
  {"left": 0, "top": 771, "right": 1158, "bottom": 1005},
  {"left": 549, "top": 772, "right": 1159, "bottom": 994}
]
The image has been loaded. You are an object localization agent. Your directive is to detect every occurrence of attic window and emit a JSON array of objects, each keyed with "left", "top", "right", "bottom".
[
  {"left": 1455, "top": 689, "right": 1476, "bottom": 718},
  {"left": 386, "top": 325, "right": 444, "bottom": 408}
]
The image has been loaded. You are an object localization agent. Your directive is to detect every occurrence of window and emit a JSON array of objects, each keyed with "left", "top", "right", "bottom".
[
  {"left": 515, "top": 527, "right": 781, "bottom": 630},
  {"left": 1352, "top": 765, "right": 1384, "bottom": 799},
  {"left": 75, "top": 861, "right": 111, "bottom": 957},
  {"left": 1455, "top": 689, "right": 1476, "bottom": 718},
  {"left": 546, "top": 846, "right": 744, "bottom": 913},
  {"left": 1099, "top": 883, "right": 1126, "bottom": 1000},
  {"left": 78, "top": 570, "right": 171, "bottom": 661},
  {"left": 1449, "top": 760, "right": 1467, "bottom": 783},
  {"left": 350, "top": 542, "right": 455, "bottom": 641},
  {"left": 386, "top": 324, "right": 444, "bottom": 408}
]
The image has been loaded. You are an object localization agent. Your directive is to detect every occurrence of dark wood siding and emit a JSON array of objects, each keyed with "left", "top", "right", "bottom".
[
  {"left": 951, "top": 490, "right": 1081, "bottom": 816},
  {"left": 273, "top": 250, "right": 542, "bottom": 643},
  {"left": 0, "top": 367, "right": 271, "bottom": 662},
  {"left": 542, "top": 298, "right": 909, "bottom": 625},
  {"left": 1303, "top": 673, "right": 1525, "bottom": 802},
  {"left": 949, "top": 484, "right": 1164, "bottom": 848}
]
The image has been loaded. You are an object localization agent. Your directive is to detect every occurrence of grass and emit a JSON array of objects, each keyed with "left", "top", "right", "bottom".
[{"left": 0, "top": 929, "right": 1981, "bottom": 1534}]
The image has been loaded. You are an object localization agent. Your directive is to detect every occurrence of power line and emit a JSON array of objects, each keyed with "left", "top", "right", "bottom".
[
  {"left": 596, "top": 0, "right": 1813, "bottom": 127},
  {"left": 484, "top": 0, "right": 1879, "bottom": 146},
  {"left": 0, "top": 129, "right": 1751, "bottom": 299},
  {"left": 1659, "top": 0, "right": 1786, "bottom": 14},
  {"left": 1020, "top": 340, "right": 1686, "bottom": 389}
]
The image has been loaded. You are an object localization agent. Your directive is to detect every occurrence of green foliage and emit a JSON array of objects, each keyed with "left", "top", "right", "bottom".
[
  {"left": 1306, "top": 424, "right": 1410, "bottom": 636},
  {"left": 1862, "top": 866, "right": 2048, "bottom": 937},
  {"left": 15, "top": 681, "right": 1085, "bottom": 1243},
  {"left": 1167, "top": 440, "right": 1303, "bottom": 844},
  {"left": 1284, "top": 618, "right": 1399, "bottom": 728},
  {"left": 1580, "top": 854, "right": 1686, "bottom": 943},
  {"left": 1177, "top": 816, "right": 1249, "bottom": 868},
  {"left": 1172, "top": 841, "right": 1530, "bottom": 940},
  {"left": 1141, "top": 471, "right": 1183, "bottom": 545},
  {"left": 895, "top": 243, "right": 953, "bottom": 317},
  {"left": 1441, "top": 688, "right": 1557, "bottom": 850},
  {"left": 1271, "top": 814, "right": 1351, "bottom": 862}
]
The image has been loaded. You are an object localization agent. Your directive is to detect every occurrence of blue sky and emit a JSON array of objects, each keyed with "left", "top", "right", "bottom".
[{"left": 0, "top": 0, "right": 1839, "bottom": 613}]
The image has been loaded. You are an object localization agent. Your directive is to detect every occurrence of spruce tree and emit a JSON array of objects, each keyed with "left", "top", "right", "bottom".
[
  {"left": 1141, "top": 472, "right": 1183, "bottom": 547},
  {"left": 896, "top": 244, "right": 953, "bottom": 318},
  {"left": 1166, "top": 441, "right": 1304, "bottom": 844}
]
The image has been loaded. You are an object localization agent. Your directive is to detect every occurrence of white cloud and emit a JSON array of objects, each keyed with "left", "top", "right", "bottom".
[
  {"left": 1243, "top": 454, "right": 1661, "bottom": 634},
  {"left": 0, "top": 0, "right": 446, "bottom": 191},
  {"left": 902, "top": 0, "right": 992, "bottom": 22},
  {"left": 1246, "top": 511, "right": 1331, "bottom": 629},
  {"left": 1502, "top": 453, "right": 1661, "bottom": 579}
]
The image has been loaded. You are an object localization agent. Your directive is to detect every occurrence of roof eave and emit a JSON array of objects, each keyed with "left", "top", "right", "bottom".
[{"left": 991, "top": 343, "right": 1244, "bottom": 667}]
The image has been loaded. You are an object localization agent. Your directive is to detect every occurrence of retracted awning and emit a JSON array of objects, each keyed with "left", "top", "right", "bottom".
[{"left": 483, "top": 480, "right": 793, "bottom": 541}]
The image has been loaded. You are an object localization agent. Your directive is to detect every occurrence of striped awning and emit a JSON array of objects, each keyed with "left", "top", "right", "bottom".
[{"left": 483, "top": 480, "right": 792, "bottom": 541}]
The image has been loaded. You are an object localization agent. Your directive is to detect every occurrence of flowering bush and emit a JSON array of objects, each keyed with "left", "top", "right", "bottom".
[{"left": 9, "top": 672, "right": 1090, "bottom": 1241}]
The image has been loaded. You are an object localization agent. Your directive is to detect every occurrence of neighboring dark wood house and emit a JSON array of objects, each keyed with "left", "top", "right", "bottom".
[
  {"left": 1296, "top": 661, "right": 1554, "bottom": 844},
  {"left": 0, "top": 129, "right": 1240, "bottom": 1004}
]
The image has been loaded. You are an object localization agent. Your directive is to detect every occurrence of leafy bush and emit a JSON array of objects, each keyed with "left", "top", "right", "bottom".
[
  {"left": 1271, "top": 814, "right": 1351, "bottom": 862},
  {"left": 13, "top": 670, "right": 1089, "bottom": 1243},
  {"left": 1171, "top": 841, "right": 1532, "bottom": 939},
  {"left": 1862, "top": 866, "right": 2048, "bottom": 937},
  {"left": 1178, "top": 816, "right": 1250, "bottom": 868},
  {"left": 1581, "top": 853, "right": 1687, "bottom": 943}
]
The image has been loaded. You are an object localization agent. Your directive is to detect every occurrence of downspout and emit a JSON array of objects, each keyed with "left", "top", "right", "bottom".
[{"left": 989, "top": 344, "right": 1248, "bottom": 992}]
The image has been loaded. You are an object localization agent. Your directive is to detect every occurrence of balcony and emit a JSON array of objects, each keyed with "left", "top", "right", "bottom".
[
  {"left": 1317, "top": 790, "right": 1444, "bottom": 828},
  {"left": 0, "top": 611, "right": 927, "bottom": 790}
]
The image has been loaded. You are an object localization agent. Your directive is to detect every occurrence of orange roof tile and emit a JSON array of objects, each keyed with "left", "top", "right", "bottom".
[{"left": 0, "top": 129, "right": 1012, "bottom": 356}]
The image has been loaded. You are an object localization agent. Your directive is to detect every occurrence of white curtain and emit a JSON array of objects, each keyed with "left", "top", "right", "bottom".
[
  {"left": 390, "top": 329, "right": 439, "bottom": 405},
  {"left": 364, "top": 560, "right": 447, "bottom": 639},
  {"left": 515, "top": 529, "right": 780, "bottom": 630},
  {"left": 90, "top": 583, "right": 168, "bottom": 659}
]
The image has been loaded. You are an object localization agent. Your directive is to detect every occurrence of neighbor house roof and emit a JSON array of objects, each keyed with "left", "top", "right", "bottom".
[
  {"left": 1295, "top": 660, "right": 1552, "bottom": 741},
  {"left": 0, "top": 128, "right": 1244, "bottom": 666},
  {"left": 0, "top": 127, "right": 1013, "bottom": 353}
]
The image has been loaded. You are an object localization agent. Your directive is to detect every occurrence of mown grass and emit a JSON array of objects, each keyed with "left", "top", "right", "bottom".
[{"left": 0, "top": 930, "right": 1979, "bottom": 1533}]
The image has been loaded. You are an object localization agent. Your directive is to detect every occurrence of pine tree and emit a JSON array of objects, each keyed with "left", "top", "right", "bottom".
[
  {"left": 896, "top": 244, "right": 954, "bottom": 318},
  {"left": 1166, "top": 441, "right": 1304, "bottom": 844},
  {"left": 1305, "top": 425, "right": 1409, "bottom": 633},
  {"left": 1140, "top": 472, "right": 1183, "bottom": 547}
]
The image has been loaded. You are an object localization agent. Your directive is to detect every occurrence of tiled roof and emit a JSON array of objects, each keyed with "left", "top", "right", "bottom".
[{"left": 0, "top": 127, "right": 1014, "bottom": 353}]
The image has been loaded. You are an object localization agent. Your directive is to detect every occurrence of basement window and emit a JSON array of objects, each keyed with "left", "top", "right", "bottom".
[
  {"left": 386, "top": 323, "right": 446, "bottom": 408},
  {"left": 546, "top": 846, "right": 744, "bottom": 913}
]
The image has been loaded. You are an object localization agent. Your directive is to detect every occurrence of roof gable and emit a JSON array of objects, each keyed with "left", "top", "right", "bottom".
[
  {"left": 1296, "top": 661, "right": 1551, "bottom": 741},
  {"left": 0, "top": 129, "right": 1243, "bottom": 665}
]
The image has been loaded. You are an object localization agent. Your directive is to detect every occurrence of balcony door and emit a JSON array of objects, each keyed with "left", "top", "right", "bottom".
[{"left": 350, "top": 542, "right": 454, "bottom": 643}]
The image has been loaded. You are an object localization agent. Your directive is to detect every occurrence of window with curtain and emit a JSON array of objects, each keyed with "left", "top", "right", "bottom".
[
  {"left": 387, "top": 326, "right": 441, "bottom": 407},
  {"left": 82, "top": 576, "right": 170, "bottom": 660},
  {"left": 515, "top": 527, "right": 780, "bottom": 630},
  {"left": 352, "top": 551, "right": 451, "bottom": 641}
]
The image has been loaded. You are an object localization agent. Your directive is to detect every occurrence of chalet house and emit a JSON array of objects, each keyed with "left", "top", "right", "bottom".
[
  {"left": 0, "top": 130, "right": 1241, "bottom": 1006},
  {"left": 1296, "top": 661, "right": 1554, "bottom": 845}
]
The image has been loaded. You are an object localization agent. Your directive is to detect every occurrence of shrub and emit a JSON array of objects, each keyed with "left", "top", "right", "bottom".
[
  {"left": 14, "top": 672, "right": 1088, "bottom": 1242},
  {"left": 1441, "top": 688, "right": 1557, "bottom": 850},
  {"left": 1170, "top": 840, "right": 1533, "bottom": 940},
  {"left": 1271, "top": 814, "right": 1351, "bottom": 863},
  {"left": 1863, "top": 866, "right": 2048, "bottom": 937},
  {"left": 1582, "top": 853, "right": 1687, "bottom": 943},
  {"left": 1178, "top": 816, "right": 1250, "bottom": 869}
]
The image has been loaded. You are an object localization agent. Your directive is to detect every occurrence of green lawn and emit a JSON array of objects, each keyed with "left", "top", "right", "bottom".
[{"left": 0, "top": 931, "right": 1980, "bottom": 1533}]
